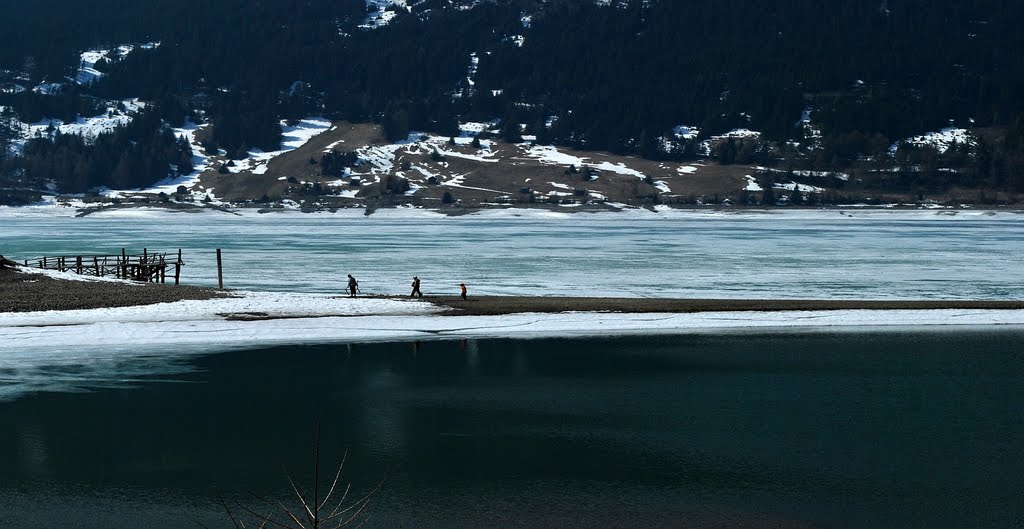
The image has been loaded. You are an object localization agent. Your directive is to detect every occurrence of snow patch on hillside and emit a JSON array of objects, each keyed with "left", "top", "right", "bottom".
[
  {"left": 98, "top": 117, "right": 329, "bottom": 203},
  {"left": 361, "top": 0, "right": 410, "bottom": 28},
  {"left": 459, "top": 121, "right": 499, "bottom": 136},
  {"left": 774, "top": 181, "right": 824, "bottom": 193},
  {"left": 148, "top": 121, "right": 215, "bottom": 199},
  {"left": 699, "top": 128, "right": 762, "bottom": 156},
  {"left": 225, "top": 118, "right": 332, "bottom": 175},
  {"left": 891, "top": 127, "right": 975, "bottom": 154},
  {"left": 754, "top": 166, "right": 850, "bottom": 182},
  {"left": 720, "top": 128, "right": 761, "bottom": 138},
  {"left": 76, "top": 42, "right": 160, "bottom": 85},
  {"left": 9, "top": 99, "right": 146, "bottom": 153},
  {"left": 594, "top": 161, "right": 644, "bottom": 178},
  {"left": 522, "top": 145, "right": 650, "bottom": 181},
  {"left": 673, "top": 125, "right": 700, "bottom": 139}
]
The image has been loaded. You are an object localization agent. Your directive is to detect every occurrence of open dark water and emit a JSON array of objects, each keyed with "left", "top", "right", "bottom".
[{"left": 1, "top": 330, "right": 1023, "bottom": 528}]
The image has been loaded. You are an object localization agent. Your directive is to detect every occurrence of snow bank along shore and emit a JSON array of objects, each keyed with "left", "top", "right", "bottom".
[{"left": 2, "top": 265, "right": 1024, "bottom": 358}]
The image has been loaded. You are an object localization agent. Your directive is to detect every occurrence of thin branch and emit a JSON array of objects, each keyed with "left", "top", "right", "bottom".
[
  {"left": 345, "top": 513, "right": 373, "bottom": 529},
  {"left": 317, "top": 450, "right": 349, "bottom": 512},
  {"left": 326, "top": 478, "right": 383, "bottom": 526},
  {"left": 213, "top": 493, "right": 246, "bottom": 529},
  {"left": 313, "top": 422, "right": 321, "bottom": 529},
  {"left": 285, "top": 469, "right": 317, "bottom": 527},
  {"left": 325, "top": 483, "right": 352, "bottom": 520},
  {"left": 243, "top": 491, "right": 304, "bottom": 529},
  {"left": 235, "top": 502, "right": 289, "bottom": 529}
]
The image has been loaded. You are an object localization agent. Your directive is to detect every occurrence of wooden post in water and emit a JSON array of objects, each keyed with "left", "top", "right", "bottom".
[
  {"left": 119, "top": 248, "right": 126, "bottom": 278},
  {"left": 41, "top": 256, "right": 46, "bottom": 268},
  {"left": 93, "top": 256, "right": 100, "bottom": 277},
  {"left": 216, "top": 248, "right": 224, "bottom": 289},
  {"left": 174, "top": 249, "right": 182, "bottom": 286}
]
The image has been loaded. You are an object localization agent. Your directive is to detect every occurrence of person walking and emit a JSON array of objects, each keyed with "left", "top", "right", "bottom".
[
  {"left": 347, "top": 274, "right": 359, "bottom": 298},
  {"left": 410, "top": 276, "right": 422, "bottom": 297},
  {"left": 459, "top": 282, "right": 467, "bottom": 300}
]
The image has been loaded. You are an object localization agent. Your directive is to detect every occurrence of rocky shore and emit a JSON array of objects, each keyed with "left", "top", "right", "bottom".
[{"left": 0, "top": 265, "right": 228, "bottom": 313}]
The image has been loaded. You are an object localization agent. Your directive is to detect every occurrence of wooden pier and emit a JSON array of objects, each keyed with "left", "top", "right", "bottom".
[{"left": 23, "top": 249, "right": 185, "bottom": 285}]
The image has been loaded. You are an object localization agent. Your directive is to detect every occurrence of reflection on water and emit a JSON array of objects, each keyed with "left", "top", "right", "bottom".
[
  {"left": 0, "top": 346, "right": 211, "bottom": 402},
  {"left": 1, "top": 329, "right": 1023, "bottom": 528}
]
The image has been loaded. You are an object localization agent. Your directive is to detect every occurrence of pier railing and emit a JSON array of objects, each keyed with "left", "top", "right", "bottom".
[{"left": 23, "top": 249, "right": 184, "bottom": 284}]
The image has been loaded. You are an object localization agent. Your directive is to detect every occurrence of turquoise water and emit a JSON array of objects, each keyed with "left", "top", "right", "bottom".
[
  {"left": 1, "top": 209, "right": 1022, "bottom": 298},
  {"left": 0, "top": 330, "right": 1022, "bottom": 528}
]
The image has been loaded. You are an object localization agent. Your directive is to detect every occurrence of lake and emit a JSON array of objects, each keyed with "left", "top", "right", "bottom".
[
  {"left": 1, "top": 208, "right": 1023, "bottom": 527},
  {"left": 1, "top": 208, "right": 1022, "bottom": 299},
  {"left": 1, "top": 330, "right": 1022, "bottom": 528}
]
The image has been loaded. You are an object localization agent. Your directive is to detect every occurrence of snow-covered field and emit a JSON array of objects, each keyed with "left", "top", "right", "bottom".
[{"left": 3, "top": 280, "right": 1023, "bottom": 355}]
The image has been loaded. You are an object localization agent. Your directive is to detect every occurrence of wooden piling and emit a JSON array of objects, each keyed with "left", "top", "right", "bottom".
[
  {"left": 216, "top": 248, "right": 224, "bottom": 289},
  {"left": 174, "top": 249, "right": 182, "bottom": 286}
]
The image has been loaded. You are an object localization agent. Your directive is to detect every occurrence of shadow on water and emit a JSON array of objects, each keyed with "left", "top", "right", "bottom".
[{"left": 1, "top": 329, "right": 1023, "bottom": 528}]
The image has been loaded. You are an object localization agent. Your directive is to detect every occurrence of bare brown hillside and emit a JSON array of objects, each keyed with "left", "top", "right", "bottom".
[
  {"left": 196, "top": 122, "right": 754, "bottom": 209},
  {"left": 120, "top": 121, "right": 1022, "bottom": 213}
]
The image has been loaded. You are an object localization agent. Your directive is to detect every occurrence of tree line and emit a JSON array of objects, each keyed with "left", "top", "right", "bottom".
[{"left": 7, "top": 107, "right": 192, "bottom": 194}]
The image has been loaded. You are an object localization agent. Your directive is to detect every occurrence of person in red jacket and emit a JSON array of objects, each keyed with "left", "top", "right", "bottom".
[{"left": 459, "top": 282, "right": 467, "bottom": 300}]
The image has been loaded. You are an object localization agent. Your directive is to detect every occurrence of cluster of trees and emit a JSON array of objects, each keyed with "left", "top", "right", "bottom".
[
  {"left": 0, "top": 88, "right": 106, "bottom": 125},
  {"left": 1, "top": 0, "right": 1023, "bottom": 196},
  {"left": 13, "top": 107, "right": 192, "bottom": 193},
  {"left": 320, "top": 150, "right": 359, "bottom": 176}
]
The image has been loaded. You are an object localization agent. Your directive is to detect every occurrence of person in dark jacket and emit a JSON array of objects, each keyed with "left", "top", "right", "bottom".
[
  {"left": 347, "top": 274, "right": 359, "bottom": 297},
  {"left": 459, "top": 282, "right": 467, "bottom": 300},
  {"left": 411, "top": 276, "right": 422, "bottom": 297}
]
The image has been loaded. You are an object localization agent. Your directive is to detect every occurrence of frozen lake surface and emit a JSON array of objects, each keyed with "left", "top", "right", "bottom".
[{"left": 2, "top": 207, "right": 1023, "bottom": 299}]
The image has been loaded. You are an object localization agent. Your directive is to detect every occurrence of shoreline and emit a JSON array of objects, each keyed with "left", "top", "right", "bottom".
[
  {"left": 421, "top": 295, "right": 1024, "bottom": 316},
  {"left": 4, "top": 201, "right": 1024, "bottom": 220},
  {"left": 4, "top": 267, "right": 1024, "bottom": 316},
  {"left": 4, "top": 267, "right": 1024, "bottom": 357},
  {"left": 0, "top": 266, "right": 228, "bottom": 313}
]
